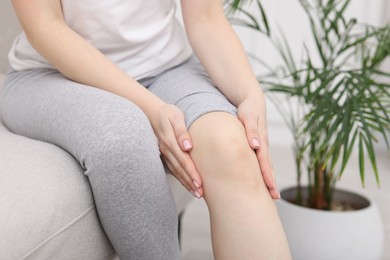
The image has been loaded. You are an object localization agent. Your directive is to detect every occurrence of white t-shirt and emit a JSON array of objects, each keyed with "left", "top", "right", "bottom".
[{"left": 8, "top": 0, "right": 192, "bottom": 80}]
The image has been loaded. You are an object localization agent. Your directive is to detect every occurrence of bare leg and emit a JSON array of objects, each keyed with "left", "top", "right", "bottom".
[{"left": 189, "top": 112, "right": 291, "bottom": 260}]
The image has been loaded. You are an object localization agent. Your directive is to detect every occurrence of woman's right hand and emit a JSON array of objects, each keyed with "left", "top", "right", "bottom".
[{"left": 148, "top": 103, "right": 203, "bottom": 199}]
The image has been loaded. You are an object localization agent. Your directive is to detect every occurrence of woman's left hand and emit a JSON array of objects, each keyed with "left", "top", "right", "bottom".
[{"left": 237, "top": 91, "right": 281, "bottom": 200}]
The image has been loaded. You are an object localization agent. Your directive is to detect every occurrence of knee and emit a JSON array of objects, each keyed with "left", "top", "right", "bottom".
[
  {"left": 211, "top": 130, "right": 262, "bottom": 188},
  {"left": 207, "top": 126, "right": 253, "bottom": 166},
  {"left": 190, "top": 113, "right": 263, "bottom": 190}
]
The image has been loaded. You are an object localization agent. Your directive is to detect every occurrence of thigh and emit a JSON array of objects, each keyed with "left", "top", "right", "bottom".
[
  {"left": 1, "top": 69, "right": 157, "bottom": 171},
  {"left": 145, "top": 56, "right": 237, "bottom": 128}
]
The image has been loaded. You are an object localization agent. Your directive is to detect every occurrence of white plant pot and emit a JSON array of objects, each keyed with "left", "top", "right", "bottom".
[{"left": 276, "top": 187, "right": 384, "bottom": 260}]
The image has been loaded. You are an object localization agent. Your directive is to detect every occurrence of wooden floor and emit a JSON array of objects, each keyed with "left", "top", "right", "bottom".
[{"left": 181, "top": 144, "right": 390, "bottom": 260}]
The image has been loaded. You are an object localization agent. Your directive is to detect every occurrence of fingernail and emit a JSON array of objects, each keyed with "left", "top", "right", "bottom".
[
  {"left": 194, "top": 191, "right": 202, "bottom": 199},
  {"left": 251, "top": 138, "right": 260, "bottom": 148},
  {"left": 190, "top": 190, "right": 201, "bottom": 199},
  {"left": 193, "top": 180, "right": 200, "bottom": 189},
  {"left": 183, "top": 140, "right": 192, "bottom": 150},
  {"left": 276, "top": 190, "right": 281, "bottom": 200}
]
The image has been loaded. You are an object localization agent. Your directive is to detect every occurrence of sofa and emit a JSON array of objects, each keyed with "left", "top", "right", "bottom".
[{"left": 0, "top": 2, "right": 193, "bottom": 259}]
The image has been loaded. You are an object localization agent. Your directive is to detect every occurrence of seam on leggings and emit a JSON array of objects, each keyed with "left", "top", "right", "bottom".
[
  {"left": 186, "top": 109, "right": 237, "bottom": 129},
  {"left": 19, "top": 204, "right": 96, "bottom": 260}
]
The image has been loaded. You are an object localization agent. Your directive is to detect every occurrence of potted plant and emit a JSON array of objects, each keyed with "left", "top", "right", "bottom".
[{"left": 228, "top": 0, "right": 389, "bottom": 259}]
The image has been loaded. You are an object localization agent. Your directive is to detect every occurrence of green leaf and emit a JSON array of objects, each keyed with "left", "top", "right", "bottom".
[
  {"left": 256, "top": 0, "right": 270, "bottom": 36},
  {"left": 229, "top": 7, "right": 261, "bottom": 31},
  {"left": 358, "top": 134, "right": 365, "bottom": 187},
  {"left": 355, "top": 95, "right": 383, "bottom": 187},
  {"left": 339, "top": 128, "right": 358, "bottom": 178},
  {"left": 226, "top": 0, "right": 253, "bottom": 11},
  {"left": 274, "top": 33, "right": 298, "bottom": 74},
  {"left": 362, "top": 134, "right": 381, "bottom": 187}
]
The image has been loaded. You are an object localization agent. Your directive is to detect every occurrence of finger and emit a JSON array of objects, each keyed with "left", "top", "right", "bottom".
[
  {"left": 165, "top": 160, "right": 202, "bottom": 200},
  {"left": 163, "top": 155, "right": 192, "bottom": 191},
  {"left": 160, "top": 138, "right": 203, "bottom": 193},
  {"left": 160, "top": 145, "right": 193, "bottom": 187},
  {"left": 163, "top": 153, "right": 203, "bottom": 199},
  {"left": 239, "top": 114, "right": 261, "bottom": 150},
  {"left": 256, "top": 147, "right": 280, "bottom": 199},
  {"left": 169, "top": 143, "right": 203, "bottom": 193},
  {"left": 170, "top": 112, "right": 193, "bottom": 152},
  {"left": 251, "top": 115, "right": 278, "bottom": 198},
  {"left": 267, "top": 155, "right": 280, "bottom": 199},
  {"left": 168, "top": 115, "right": 203, "bottom": 190},
  {"left": 269, "top": 188, "right": 281, "bottom": 200}
]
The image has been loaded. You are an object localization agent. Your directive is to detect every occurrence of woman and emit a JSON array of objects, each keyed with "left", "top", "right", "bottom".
[{"left": 1, "top": 0, "right": 291, "bottom": 259}]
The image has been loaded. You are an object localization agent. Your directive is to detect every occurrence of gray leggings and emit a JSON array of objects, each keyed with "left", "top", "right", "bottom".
[{"left": 1, "top": 56, "right": 236, "bottom": 260}]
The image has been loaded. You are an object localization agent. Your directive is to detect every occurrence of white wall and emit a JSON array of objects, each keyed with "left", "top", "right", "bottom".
[{"left": 0, "top": 1, "right": 22, "bottom": 74}]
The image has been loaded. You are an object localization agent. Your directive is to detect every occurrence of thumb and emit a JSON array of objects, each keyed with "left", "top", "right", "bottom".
[
  {"left": 170, "top": 112, "right": 193, "bottom": 152},
  {"left": 239, "top": 114, "right": 261, "bottom": 150}
]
